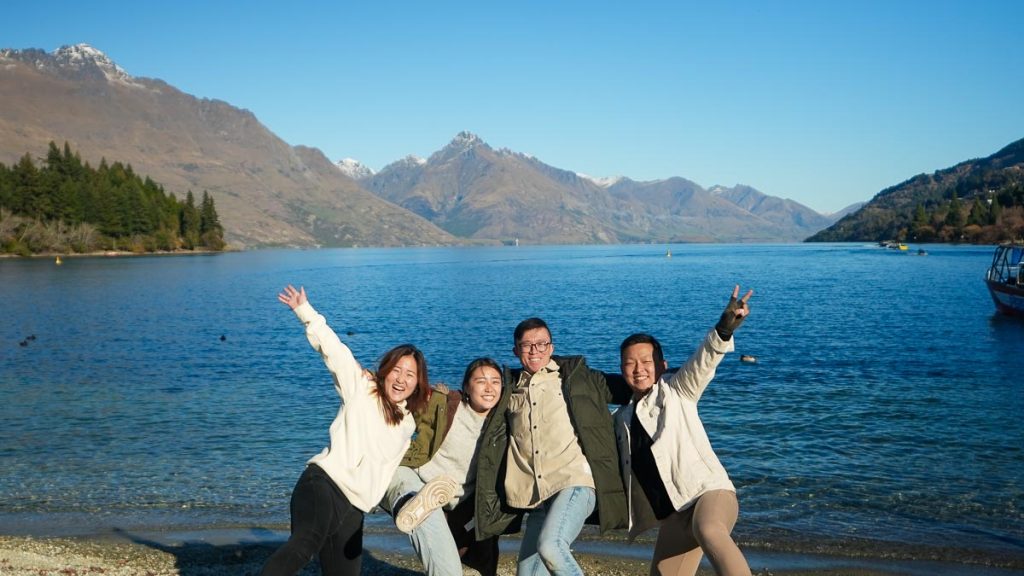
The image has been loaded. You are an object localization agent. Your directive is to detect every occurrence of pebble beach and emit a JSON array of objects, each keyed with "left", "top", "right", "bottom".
[
  {"left": 0, "top": 533, "right": 902, "bottom": 576},
  {"left": 7, "top": 526, "right": 1023, "bottom": 576}
]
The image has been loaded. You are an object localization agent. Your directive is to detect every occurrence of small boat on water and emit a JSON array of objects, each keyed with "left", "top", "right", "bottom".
[
  {"left": 985, "top": 243, "right": 1024, "bottom": 317},
  {"left": 879, "top": 241, "right": 909, "bottom": 251}
]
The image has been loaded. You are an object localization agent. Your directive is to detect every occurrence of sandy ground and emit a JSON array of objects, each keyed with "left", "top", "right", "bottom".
[{"left": 0, "top": 533, "right": 948, "bottom": 576}]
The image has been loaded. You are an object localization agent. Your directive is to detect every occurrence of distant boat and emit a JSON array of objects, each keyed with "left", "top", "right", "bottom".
[
  {"left": 666, "top": 248, "right": 672, "bottom": 258},
  {"left": 984, "top": 243, "right": 1024, "bottom": 317},
  {"left": 55, "top": 256, "right": 63, "bottom": 265},
  {"left": 879, "top": 241, "right": 908, "bottom": 250}
]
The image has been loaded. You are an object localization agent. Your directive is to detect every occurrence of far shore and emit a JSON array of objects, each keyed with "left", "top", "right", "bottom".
[{"left": 0, "top": 247, "right": 233, "bottom": 259}]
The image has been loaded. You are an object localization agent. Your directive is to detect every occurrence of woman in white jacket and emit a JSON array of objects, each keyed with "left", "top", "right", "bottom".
[
  {"left": 261, "top": 285, "right": 432, "bottom": 576},
  {"left": 615, "top": 286, "right": 753, "bottom": 576}
]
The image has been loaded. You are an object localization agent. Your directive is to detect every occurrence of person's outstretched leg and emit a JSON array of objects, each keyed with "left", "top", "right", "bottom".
[
  {"left": 409, "top": 507, "right": 462, "bottom": 576},
  {"left": 691, "top": 490, "right": 750, "bottom": 576},
  {"left": 317, "top": 503, "right": 364, "bottom": 576},
  {"left": 260, "top": 466, "right": 336, "bottom": 576},
  {"left": 517, "top": 504, "right": 550, "bottom": 576},
  {"left": 532, "top": 486, "right": 595, "bottom": 575},
  {"left": 386, "top": 467, "right": 461, "bottom": 575},
  {"left": 649, "top": 503, "right": 702, "bottom": 576}
]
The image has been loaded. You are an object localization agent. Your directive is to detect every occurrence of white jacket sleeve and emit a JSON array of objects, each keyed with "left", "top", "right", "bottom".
[
  {"left": 665, "top": 328, "right": 734, "bottom": 402},
  {"left": 293, "top": 301, "right": 364, "bottom": 401}
]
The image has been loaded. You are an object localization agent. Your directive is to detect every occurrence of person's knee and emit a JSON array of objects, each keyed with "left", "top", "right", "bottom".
[
  {"left": 692, "top": 518, "right": 732, "bottom": 551},
  {"left": 536, "top": 537, "right": 570, "bottom": 570}
]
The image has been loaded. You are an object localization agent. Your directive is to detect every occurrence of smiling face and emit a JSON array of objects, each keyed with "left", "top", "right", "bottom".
[
  {"left": 514, "top": 327, "right": 554, "bottom": 375},
  {"left": 465, "top": 365, "right": 502, "bottom": 414},
  {"left": 383, "top": 354, "right": 419, "bottom": 404},
  {"left": 621, "top": 342, "right": 667, "bottom": 400}
]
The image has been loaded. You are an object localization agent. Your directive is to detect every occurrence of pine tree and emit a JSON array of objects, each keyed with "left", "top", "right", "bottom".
[
  {"left": 12, "top": 154, "right": 43, "bottom": 218},
  {"left": 913, "top": 203, "right": 928, "bottom": 227},
  {"left": 199, "top": 191, "right": 225, "bottom": 249},
  {"left": 989, "top": 197, "right": 1003, "bottom": 225},
  {"left": 180, "top": 190, "right": 201, "bottom": 249},
  {"left": 967, "top": 197, "right": 988, "bottom": 227},
  {"left": 945, "top": 192, "right": 964, "bottom": 229}
]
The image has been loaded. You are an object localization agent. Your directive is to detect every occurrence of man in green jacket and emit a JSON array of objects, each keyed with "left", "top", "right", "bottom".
[{"left": 474, "top": 317, "right": 632, "bottom": 575}]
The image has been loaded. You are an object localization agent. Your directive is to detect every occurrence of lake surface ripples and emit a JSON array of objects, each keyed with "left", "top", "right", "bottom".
[{"left": 1, "top": 243, "right": 1022, "bottom": 565}]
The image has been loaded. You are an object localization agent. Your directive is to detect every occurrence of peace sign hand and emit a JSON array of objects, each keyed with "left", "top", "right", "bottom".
[{"left": 715, "top": 285, "right": 753, "bottom": 340}]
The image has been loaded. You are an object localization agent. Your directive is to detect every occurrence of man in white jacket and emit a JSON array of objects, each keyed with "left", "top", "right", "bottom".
[{"left": 614, "top": 285, "right": 753, "bottom": 576}]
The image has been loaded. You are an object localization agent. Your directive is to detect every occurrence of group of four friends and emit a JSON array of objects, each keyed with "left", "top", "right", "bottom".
[{"left": 260, "top": 283, "right": 754, "bottom": 576}]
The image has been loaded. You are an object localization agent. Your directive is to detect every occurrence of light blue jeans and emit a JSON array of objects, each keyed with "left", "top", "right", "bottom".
[
  {"left": 384, "top": 466, "right": 463, "bottom": 576},
  {"left": 517, "top": 486, "right": 596, "bottom": 576}
]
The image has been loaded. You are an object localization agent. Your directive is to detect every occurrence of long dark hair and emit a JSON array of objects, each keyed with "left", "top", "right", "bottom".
[{"left": 374, "top": 344, "right": 430, "bottom": 426}]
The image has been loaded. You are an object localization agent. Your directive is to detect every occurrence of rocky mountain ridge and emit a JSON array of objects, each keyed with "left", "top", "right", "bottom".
[
  {"left": 361, "top": 131, "right": 835, "bottom": 243},
  {"left": 2, "top": 44, "right": 838, "bottom": 247},
  {"left": 0, "top": 44, "right": 455, "bottom": 248}
]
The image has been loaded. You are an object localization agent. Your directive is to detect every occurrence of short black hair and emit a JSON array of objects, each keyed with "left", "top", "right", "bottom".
[
  {"left": 514, "top": 317, "right": 550, "bottom": 344},
  {"left": 619, "top": 333, "right": 665, "bottom": 366}
]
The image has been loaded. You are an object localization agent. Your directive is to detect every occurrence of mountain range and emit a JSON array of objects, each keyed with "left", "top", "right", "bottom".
[{"left": 1, "top": 44, "right": 843, "bottom": 247}]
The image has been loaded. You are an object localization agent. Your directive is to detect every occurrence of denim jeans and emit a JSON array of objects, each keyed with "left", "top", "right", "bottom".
[
  {"left": 517, "top": 486, "right": 596, "bottom": 576},
  {"left": 260, "top": 464, "right": 364, "bottom": 576},
  {"left": 383, "top": 466, "right": 463, "bottom": 576}
]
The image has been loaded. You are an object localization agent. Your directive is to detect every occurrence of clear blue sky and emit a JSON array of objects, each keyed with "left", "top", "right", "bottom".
[{"left": 4, "top": 0, "right": 1022, "bottom": 213}]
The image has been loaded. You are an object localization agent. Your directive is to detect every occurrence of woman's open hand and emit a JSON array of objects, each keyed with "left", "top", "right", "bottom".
[{"left": 277, "top": 285, "right": 307, "bottom": 309}]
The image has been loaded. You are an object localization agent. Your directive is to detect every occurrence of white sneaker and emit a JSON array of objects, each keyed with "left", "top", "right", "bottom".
[{"left": 395, "top": 475, "right": 458, "bottom": 534}]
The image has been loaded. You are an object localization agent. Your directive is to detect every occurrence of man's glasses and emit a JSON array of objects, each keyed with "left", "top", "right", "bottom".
[{"left": 518, "top": 341, "right": 551, "bottom": 352}]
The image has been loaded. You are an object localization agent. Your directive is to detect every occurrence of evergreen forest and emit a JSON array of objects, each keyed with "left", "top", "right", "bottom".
[
  {"left": 808, "top": 137, "right": 1024, "bottom": 244},
  {"left": 0, "top": 142, "right": 225, "bottom": 255}
]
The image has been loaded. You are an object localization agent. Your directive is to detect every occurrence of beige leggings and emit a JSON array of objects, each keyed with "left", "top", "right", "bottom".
[{"left": 650, "top": 489, "right": 751, "bottom": 576}]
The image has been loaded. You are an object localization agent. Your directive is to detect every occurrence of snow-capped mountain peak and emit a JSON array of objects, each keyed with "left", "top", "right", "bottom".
[
  {"left": 53, "top": 43, "right": 135, "bottom": 84},
  {"left": 335, "top": 158, "right": 375, "bottom": 180},
  {"left": 577, "top": 173, "right": 624, "bottom": 188},
  {"left": 449, "top": 131, "right": 483, "bottom": 149},
  {"left": 1, "top": 43, "right": 143, "bottom": 87}
]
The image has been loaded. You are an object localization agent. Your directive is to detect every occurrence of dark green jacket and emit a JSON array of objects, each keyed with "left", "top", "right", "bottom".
[
  {"left": 402, "top": 387, "right": 462, "bottom": 468},
  {"left": 474, "top": 355, "right": 632, "bottom": 539}
]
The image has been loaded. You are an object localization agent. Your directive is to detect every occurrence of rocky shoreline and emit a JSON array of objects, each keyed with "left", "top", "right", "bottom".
[{"left": 3, "top": 532, "right": 1002, "bottom": 576}]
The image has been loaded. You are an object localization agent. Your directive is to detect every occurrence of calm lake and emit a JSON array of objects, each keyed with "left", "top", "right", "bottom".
[{"left": 1, "top": 243, "right": 1022, "bottom": 565}]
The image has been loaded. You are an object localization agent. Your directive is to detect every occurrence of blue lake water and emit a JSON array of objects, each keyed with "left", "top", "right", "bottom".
[{"left": 1, "top": 243, "right": 1022, "bottom": 565}]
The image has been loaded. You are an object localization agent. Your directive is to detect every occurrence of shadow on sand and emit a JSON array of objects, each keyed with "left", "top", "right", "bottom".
[{"left": 111, "top": 527, "right": 422, "bottom": 576}]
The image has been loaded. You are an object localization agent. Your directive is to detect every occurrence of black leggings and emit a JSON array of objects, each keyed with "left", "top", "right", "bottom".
[{"left": 260, "top": 464, "right": 365, "bottom": 576}]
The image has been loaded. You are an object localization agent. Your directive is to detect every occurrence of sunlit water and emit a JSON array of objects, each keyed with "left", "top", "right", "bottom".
[{"left": 1, "top": 244, "right": 1022, "bottom": 563}]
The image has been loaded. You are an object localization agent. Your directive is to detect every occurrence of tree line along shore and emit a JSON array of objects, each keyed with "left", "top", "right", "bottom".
[{"left": 0, "top": 142, "right": 225, "bottom": 256}]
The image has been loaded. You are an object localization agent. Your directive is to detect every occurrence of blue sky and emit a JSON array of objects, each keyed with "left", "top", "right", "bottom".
[{"left": 3, "top": 1, "right": 1022, "bottom": 213}]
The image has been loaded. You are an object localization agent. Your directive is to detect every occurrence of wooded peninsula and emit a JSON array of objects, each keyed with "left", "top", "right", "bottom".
[{"left": 0, "top": 142, "right": 225, "bottom": 256}]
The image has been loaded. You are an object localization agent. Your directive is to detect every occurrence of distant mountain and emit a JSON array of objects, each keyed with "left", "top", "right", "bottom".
[
  {"left": 807, "top": 138, "right": 1024, "bottom": 243},
  {"left": 709, "top": 184, "right": 834, "bottom": 235},
  {"left": 1, "top": 44, "right": 842, "bottom": 247},
  {"left": 827, "top": 201, "right": 866, "bottom": 220},
  {"left": 336, "top": 158, "right": 374, "bottom": 180},
  {"left": 0, "top": 44, "right": 455, "bottom": 248},
  {"left": 363, "top": 132, "right": 830, "bottom": 243}
]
